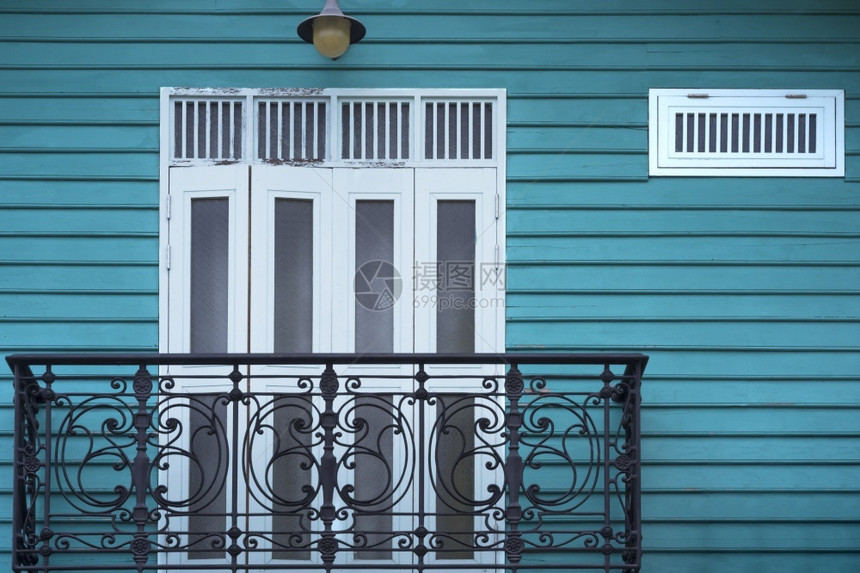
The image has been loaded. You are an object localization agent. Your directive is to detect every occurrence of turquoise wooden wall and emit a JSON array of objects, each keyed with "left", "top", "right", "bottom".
[{"left": 1, "top": 1, "right": 859, "bottom": 571}]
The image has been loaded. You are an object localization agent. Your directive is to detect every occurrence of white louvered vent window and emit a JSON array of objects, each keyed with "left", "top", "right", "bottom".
[
  {"left": 423, "top": 100, "right": 494, "bottom": 160},
  {"left": 257, "top": 99, "right": 327, "bottom": 161},
  {"left": 340, "top": 99, "right": 411, "bottom": 160},
  {"left": 172, "top": 98, "right": 243, "bottom": 161},
  {"left": 673, "top": 110, "right": 820, "bottom": 155},
  {"left": 649, "top": 89, "right": 844, "bottom": 177},
  {"left": 166, "top": 89, "right": 503, "bottom": 166}
]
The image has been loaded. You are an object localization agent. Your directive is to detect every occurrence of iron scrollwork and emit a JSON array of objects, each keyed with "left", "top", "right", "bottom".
[{"left": 7, "top": 353, "right": 645, "bottom": 572}]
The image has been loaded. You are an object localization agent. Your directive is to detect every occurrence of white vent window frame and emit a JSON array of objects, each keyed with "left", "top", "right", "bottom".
[
  {"left": 649, "top": 89, "right": 844, "bottom": 177},
  {"left": 163, "top": 88, "right": 504, "bottom": 168}
]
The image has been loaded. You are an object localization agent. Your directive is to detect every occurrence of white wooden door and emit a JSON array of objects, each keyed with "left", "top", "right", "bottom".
[
  {"left": 414, "top": 168, "right": 503, "bottom": 570},
  {"left": 163, "top": 165, "right": 501, "bottom": 571},
  {"left": 161, "top": 165, "right": 249, "bottom": 569}
]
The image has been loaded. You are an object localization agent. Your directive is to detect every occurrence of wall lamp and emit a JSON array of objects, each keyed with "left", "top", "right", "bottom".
[{"left": 297, "top": 0, "right": 366, "bottom": 60}]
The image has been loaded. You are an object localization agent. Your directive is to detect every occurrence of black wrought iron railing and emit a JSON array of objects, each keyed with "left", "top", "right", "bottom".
[{"left": 8, "top": 353, "right": 647, "bottom": 573}]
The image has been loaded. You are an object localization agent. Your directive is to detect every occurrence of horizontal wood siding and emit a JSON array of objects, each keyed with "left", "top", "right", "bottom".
[{"left": 1, "top": 1, "right": 859, "bottom": 571}]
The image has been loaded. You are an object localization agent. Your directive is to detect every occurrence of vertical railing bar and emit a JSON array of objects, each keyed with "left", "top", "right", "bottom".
[
  {"left": 632, "top": 362, "right": 643, "bottom": 563},
  {"left": 11, "top": 362, "right": 30, "bottom": 568},
  {"left": 602, "top": 364, "right": 612, "bottom": 572},
  {"left": 503, "top": 363, "right": 524, "bottom": 565},
  {"left": 319, "top": 363, "right": 339, "bottom": 566},
  {"left": 131, "top": 364, "right": 155, "bottom": 567},
  {"left": 416, "top": 362, "right": 427, "bottom": 571},
  {"left": 623, "top": 360, "right": 644, "bottom": 569},
  {"left": 11, "top": 363, "right": 20, "bottom": 567},
  {"left": 42, "top": 364, "right": 53, "bottom": 570},
  {"left": 229, "top": 364, "right": 242, "bottom": 569}
]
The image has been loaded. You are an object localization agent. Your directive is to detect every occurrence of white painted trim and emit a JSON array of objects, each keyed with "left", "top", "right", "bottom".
[
  {"left": 158, "top": 87, "right": 171, "bottom": 353},
  {"left": 649, "top": 89, "right": 845, "bottom": 177}
]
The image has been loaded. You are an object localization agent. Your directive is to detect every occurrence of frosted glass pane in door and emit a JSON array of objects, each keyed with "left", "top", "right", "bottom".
[
  {"left": 354, "top": 200, "right": 395, "bottom": 354},
  {"left": 190, "top": 198, "right": 229, "bottom": 353},
  {"left": 272, "top": 396, "right": 313, "bottom": 560},
  {"left": 435, "top": 395, "right": 475, "bottom": 560},
  {"left": 273, "top": 199, "right": 314, "bottom": 353},
  {"left": 187, "top": 395, "right": 228, "bottom": 559},
  {"left": 353, "top": 396, "right": 394, "bottom": 559},
  {"left": 436, "top": 201, "right": 475, "bottom": 353}
]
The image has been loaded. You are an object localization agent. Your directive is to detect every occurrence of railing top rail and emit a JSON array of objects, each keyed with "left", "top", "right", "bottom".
[{"left": 7, "top": 352, "right": 648, "bottom": 370}]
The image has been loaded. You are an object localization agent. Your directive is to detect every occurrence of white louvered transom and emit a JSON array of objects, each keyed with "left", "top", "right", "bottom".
[
  {"left": 166, "top": 89, "right": 503, "bottom": 166},
  {"left": 649, "top": 89, "right": 844, "bottom": 177},
  {"left": 257, "top": 98, "right": 327, "bottom": 161},
  {"left": 340, "top": 98, "right": 411, "bottom": 160},
  {"left": 424, "top": 99, "right": 494, "bottom": 160},
  {"left": 172, "top": 98, "right": 244, "bottom": 161}
]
